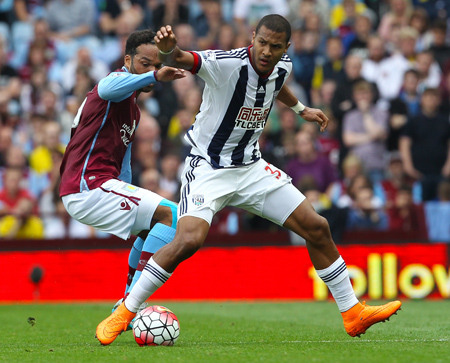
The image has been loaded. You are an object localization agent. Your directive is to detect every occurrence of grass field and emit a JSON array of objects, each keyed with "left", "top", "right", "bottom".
[{"left": 0, "top": 300, "right": 449, "bottom": 363}]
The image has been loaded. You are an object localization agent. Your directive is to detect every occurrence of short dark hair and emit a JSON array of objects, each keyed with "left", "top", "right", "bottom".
[
  {"left": 255, "top": 14, "right": 291, "bottom": 43},
  {"left": 125, "top": 29, "right": 157, "bottom": 57}
]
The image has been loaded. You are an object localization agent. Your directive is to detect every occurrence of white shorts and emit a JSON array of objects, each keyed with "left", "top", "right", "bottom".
[
  {"left": 179, "top": 156, "right": 306, "bottom": 225},
  {"left": 62, "top": 179, "right": 163, "bottom": 240}
]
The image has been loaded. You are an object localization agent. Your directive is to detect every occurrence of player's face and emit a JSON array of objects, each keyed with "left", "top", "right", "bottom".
[
  {"left": 251, "top": 26, "right": 290, "bottom": 74},
  {"left": 125, "top": 43, "right": 163, "bottom": 93}
]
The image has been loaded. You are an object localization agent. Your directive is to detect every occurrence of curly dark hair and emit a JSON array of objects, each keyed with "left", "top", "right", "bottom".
[
  {"left": 125, "top": 29, "right": 157, "bottom": 57},
  {"left": 255, "top": 14, "right": 291, "bottom": 43}
]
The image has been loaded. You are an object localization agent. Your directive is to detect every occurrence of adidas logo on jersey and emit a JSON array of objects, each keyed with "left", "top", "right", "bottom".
[{"left": 257, "top": 86, "right": 265, "bottom": 93}]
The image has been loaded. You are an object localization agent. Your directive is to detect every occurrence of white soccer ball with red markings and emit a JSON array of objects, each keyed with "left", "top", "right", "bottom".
[{"left": 132, "top": 305, "right": 180, "bottom": 346}]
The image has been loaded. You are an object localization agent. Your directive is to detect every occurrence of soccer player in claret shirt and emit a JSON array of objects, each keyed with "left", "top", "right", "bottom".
[
  {"left": 59, "top": 30, "right": 185, "bottom": 319},
  {"left": 96, "top": 15, "right": 401, "bottom": 346}
]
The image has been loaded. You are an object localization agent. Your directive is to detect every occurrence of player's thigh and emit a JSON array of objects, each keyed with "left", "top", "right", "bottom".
[
  {"left": 179, "top": 155, "right": 236, "bottom": 225},
  {"left": 62, "top": 179, "right": 163, "bottom": 239},
  {"left": 232, "top": 160, "right": 305, "bottom": 226}
]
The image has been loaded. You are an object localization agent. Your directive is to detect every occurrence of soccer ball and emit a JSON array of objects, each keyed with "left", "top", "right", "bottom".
[{"left": 132, "top": 305, "right": 180, "bottom": 346}]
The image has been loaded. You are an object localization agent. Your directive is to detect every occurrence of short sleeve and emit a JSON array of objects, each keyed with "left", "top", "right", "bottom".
[{"left": 193, "top": 49, "right": 244, "bottom": 88}]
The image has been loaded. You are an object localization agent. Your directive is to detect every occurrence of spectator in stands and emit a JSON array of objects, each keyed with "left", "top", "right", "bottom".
[
  {"left": 29, "top": 121, "right": 66, "bottom": 175},
  {"left": 292, "top": 30, "right": 320, "bottom": 103},
  {"left": 286, "top": 130, "right": 339, "bottom": 194},
  {"left": 174, "top": 23, "right": 198, "bottom": 51},
  {"left": 343, "top": 13, "right": 373, "bottom": 58},
  {"left": 387, "top": 184, "right": 423, "bottom": 232},
  {"left": 361, "top": 35, "right": 389, "bottom": 85},
  {"left": 376, "top": 26, "right": 419, "bottom": 100},
  {"left": 346, "top": 184, "right": 389, "bottom": 231},
  {"left": 424, "top": 180, "right": 450, "bottom": 242},
  {"left": 311, "top": 37, "right": 345, "bottom": 98},
  {"left": 288, "top": 0, "right": 330, "bottom": 32},
  {"left": 61, "top": 47, "right": 109, "bottom": 94},
  {"left": 159, "top": 153, "right": 181, "bottom": 202},
  {"left": 233, "top": 0, "right": 289, "bottom": 34},
  {"left": 328, "top": 153, "right": 364, "bottom": 205},
  {"left": 429, "top": 19, "right": 450, "bottom": 72},
  {"left": 399, "top": 88, "right": 450, "bottom": 201},
  {"left": 0, "top": 167, "right": 44, "bottom": 239},
  {"left": 0, "top": 36, "right": 21, "bottom": 107},
  {"left": 387, "top": 69, "right": 421, "bottom": 151},
  {"left": 195, "top": 0, "right": 223, "bottom": 50},
  {"left": 152, "top": 0, "right": 189, "bottom": 32},
  {"left": 377, "top": 152, "right": 414, "bottom": 208},
  {"left": 378, "top": 0, "right": 413, "bottom": 42},
  {"left": 342, "top": 80, "right": 388, "bottom": 183},
  {"left": 217, "top": 23, "right": 237, "bottom": 51},
  {"left": 415, "top": 50, "right": 442, "bottom": 93},
  {"left": 408, "top": 7, "right": 431, "bottom": 52},
  {"left": 98, "top": 0, "right": 144, "bottom": 37},
  {"left": 329, "top": 0, "right": 368, "bottom": 37}
]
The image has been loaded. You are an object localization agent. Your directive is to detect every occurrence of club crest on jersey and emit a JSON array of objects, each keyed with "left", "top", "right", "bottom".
[
  {"left": 201, "top": 50, "right": 216, "bottom": 61},
  {"left": 192, "top": 194, "right": 204, "bottom": 206},
  {"left": 235, "top": 106, "right": 269, "bottom": 130}
]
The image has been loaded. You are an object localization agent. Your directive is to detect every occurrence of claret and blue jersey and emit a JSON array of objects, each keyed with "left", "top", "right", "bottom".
[
  {"left": 186, "top": 46, "right": 292, "bottom": 169},
  {"left": 59, "top": 67, "right": 157, "bottom": 197}
]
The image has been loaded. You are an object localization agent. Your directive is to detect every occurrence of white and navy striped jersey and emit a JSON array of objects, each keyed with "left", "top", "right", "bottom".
[{"left": 186, "top": 46, "right": 292, "bottom": 168}]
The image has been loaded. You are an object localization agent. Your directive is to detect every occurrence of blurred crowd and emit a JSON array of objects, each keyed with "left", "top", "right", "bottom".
[{"left": 0, "top": 0, "right": 449, "bottom": 243}]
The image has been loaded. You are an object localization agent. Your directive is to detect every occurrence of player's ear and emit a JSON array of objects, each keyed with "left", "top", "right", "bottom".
[
  {"left": 285, "top": 42, "right": 291, "bottom": 53},
  {"left": 124, "top": 54, "right": 131, "bottom": 69},
  {"left": 251, "top": 31, "right": 256, "bottom": 45}
]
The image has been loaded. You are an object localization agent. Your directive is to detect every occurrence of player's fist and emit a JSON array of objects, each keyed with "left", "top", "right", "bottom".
[
  {"left": 155, "top": 67, "right": 185, "bottom": 82},
  {"left": 154, "top": 26, "right": 177, "bottom": 53}
]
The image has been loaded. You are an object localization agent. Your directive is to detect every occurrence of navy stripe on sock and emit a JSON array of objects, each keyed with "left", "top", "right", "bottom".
[
  {"left": 144, "top": 264, "right": 168, "bottom": 284},
  {"left": 321, "top": 262, "right": 347, "bottom": 283}
]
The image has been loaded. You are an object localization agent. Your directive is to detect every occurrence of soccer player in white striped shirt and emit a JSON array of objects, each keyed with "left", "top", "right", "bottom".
[{"left": 96, "top": 15, "right": 401, "bottom": 345}]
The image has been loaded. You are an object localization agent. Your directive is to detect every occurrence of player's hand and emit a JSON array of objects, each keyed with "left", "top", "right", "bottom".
[
  {"left": 154, "top": 25, "right": 177, "bottom": 53},
  {"left": 155, "top": 66, "right": 186, "bottom": 82},
  {"left": 299, "top": 107, "right": 329, "bottom": 132}
]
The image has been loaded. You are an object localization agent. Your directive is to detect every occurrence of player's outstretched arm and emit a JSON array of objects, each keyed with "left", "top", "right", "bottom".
[
  {"left": 277, "top": 84, "right": 329, "bottom": 132},
  {"left": 154, "top": 25, "right": 195, "bottom": 71},
  {"left": 98, "top": 67, "right": 185, "bottom": 102}
]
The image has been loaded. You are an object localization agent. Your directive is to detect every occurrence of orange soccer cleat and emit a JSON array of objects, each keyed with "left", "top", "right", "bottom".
[
  {"left": 96, "top": 302, "right": 136, "bottom": 345},
  {"left": 342, "top": 300, "right": 402, "bottom": 337}
]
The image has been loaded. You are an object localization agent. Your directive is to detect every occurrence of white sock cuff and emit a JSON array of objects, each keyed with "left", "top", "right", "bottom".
[
  {"left": 142, "top": 257, "right": 172, "bottom": 288},
  {"left": 316, "top": 256, "right": 348, "bottom": 286}
]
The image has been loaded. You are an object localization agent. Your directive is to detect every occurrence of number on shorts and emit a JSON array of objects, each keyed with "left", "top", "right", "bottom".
[{"left": 265, "top": 163, "right": 281, "bottom": 179}]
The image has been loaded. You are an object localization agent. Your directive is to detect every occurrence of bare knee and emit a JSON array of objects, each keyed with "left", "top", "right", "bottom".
[{"left": 304, "top": 215, "right": 332, "bottom": 245}]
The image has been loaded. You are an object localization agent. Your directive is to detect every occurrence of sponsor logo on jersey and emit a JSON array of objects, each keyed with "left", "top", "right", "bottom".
[
  {"left": 257, "top": 86, "right": 265, "bottom": 93},
  {"left": 122, "top": 184, "right": 138, "bottom": 193},
  {"left": 111, "top": 72, "right": 126, "bottom": 77},
  {"left": 120, "top": 200, "right": 131, "bottom": 210},
  {"left": 234, "top": 106, "right": 269, "bottom": 130},
  {"left": 192, "top": 194, "right": 205, "bottom": 206},
  {"left": 120, "top": 119, "right": 136, "bottom": 146}
]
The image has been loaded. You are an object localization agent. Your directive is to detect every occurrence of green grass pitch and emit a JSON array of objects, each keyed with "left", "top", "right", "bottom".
[{"left": 0, "top": 300, "right": 449, "bottom": 363}]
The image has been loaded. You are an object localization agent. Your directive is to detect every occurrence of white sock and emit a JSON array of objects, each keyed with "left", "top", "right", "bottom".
[
  {"left": 124, "top": 257, "right": 172, "bottom": 313},
  {"left": 316, "top": 256, "right": 359, "bottom": 312}
]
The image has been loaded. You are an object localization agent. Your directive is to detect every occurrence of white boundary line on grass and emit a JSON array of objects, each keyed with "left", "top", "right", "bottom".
[{"left": 281, "top": 339, "right": 449, "bottom": 343}]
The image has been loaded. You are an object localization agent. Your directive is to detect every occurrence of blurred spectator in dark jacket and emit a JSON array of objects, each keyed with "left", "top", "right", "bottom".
[
  {"left": 388, "top": 69, "right": 421, "bottom": 152},
  {"left": 400, "top": 88, "right": 450, "bottom": 201},
  {"left": 387, "top": 184, "right": 423, "bottom": 232},
  {"left": 429, "top": 19, "right": 450, "bottom": 72}
]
